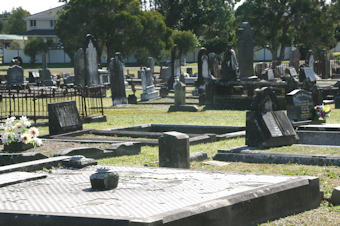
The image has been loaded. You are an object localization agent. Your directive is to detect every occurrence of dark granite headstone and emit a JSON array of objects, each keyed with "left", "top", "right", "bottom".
[
  {"left": 48, "top": 100, "right": 83, "bottom": 135},
  {"left": 251, "top": 87, "right": 278, "bottom": 113},
  {"left": 246, "top": 111, "right": 297, "bottom": 148},
  {"left": 221, "top": 48, "right": 239, "bottom": 81},
  {"left": 286, "top": 89, "right": 313, "bottom": 121},
  {"left": 238, "top": 22, "right": 254, "bottom": 78},
  {"left": 109, "top": 52, "right": 127, "bottom": 105},
  {"left": 167, "top": 45, "right": 181, "bottom": 90},
  {"left": 74, "top": 48, "right": 86, "bottom": 86},
  {"left": 6, "top": 65, "right": 24, "bottom": 86}
]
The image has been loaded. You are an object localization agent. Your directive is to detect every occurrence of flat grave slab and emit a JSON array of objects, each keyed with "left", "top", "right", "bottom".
[
  {"left": 297, "top": 124, "right": 340, "bottom": 146},
  {"left": 0, "top": 165, "right": 320, "bottom": 226},
  {"left": 45, "top": 124, "right": 245, "bottom": 147}
]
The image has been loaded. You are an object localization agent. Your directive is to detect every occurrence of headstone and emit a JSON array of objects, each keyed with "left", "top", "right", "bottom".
[
  {"left": 109, "top": 52, "right": 127, "bottom": 105},
  {"left": 289, "top": 47, "right": 301, "bottom": 72},
  {"left": 85, "top": 39, "right": 99, "bottom": 86},
  {"left": 319, "top": 49, "right": 330, "bottom": 79},
  {"left": 251, "top": 87, "right": 278, "bottom": 113},
  {"left": 221, "top": 48, "right": 239, "bottom": 81},
  {"left": 196, "top": 47, "right": 208, "bottom": 88},
  {"left": 238, "top": 22, "right": 254, "bottom": 78},
  {"left": 254, "top": 62, "right": 267, "bottom": 77},
  {"left": 48, "top": 100, "right": 83, "bottom": 135},
  {"left": 28, "top": 71, "right": 39, "bottom": 83},
  {"left": 63, "top": 73, "right": 75, "bottom": 85},
  {"left": 39, "top": 53, "right": 53, "bottom": 86},
  {"left": 174, "top": 80, "right": 186, "bottom": 106},
  {"left": 303, "top": 67, "right": 317, "bottom": 82},
  {"left": 246, "top": 111, "right": 297, "bottom": 148},
  {"left": 330, "top": 186, "right": 340, "bottom": 205},
  {"left": 6, "top": 65, "right": 24, "bottom": 87},
  {"left": 335, "top": 95, "right": 340, "bottom": 109},
  {"left": 74, "top": 48, "right": 86, "bottom": 86},
  {"left": 201, "top": 54, "right": 210, "bottom": 80},
  {"left": 147, "top": 57, "right": 155, "bottom": 74},
  {"left": 285, "top": 67, "right": 298, "bottom": 77},
  {"left": 158, "top": 131, "right": 190, "bottom": 169},
  {"left": 208, "top": 52, "right": 220, "bottom": 79},
  {"left": 160, "top": 67, "right": 171, "bottom": 81},
  {"left": 168, "top": 45, "right": 181, "bottom": 89},
  {"left": 140, "top": 68, "right": 158, "bottom": 101},
  {"left": 261, "top": 68, "right": 275, "bottom": 81},
  {"left": 305, "top": 49, "right": 315, "bottom": 72},
  {"left": 286, "top": 89, "right": 314, "bottom": 121},
  {"left": 275, "top": 65, "right": 284, "bottom": 77}
]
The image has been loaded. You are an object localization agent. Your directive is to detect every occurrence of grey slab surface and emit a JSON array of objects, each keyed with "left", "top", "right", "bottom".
[{"left": 0, "top": 165, "right": 320, "bottom": 225}]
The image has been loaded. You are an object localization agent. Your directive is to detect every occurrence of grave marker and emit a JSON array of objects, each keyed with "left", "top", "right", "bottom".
[
  {"left": 109, "top": 52, "right": 127, "bottom": 105},
  {"left": 286, "top": 89, "right": 314, "bottom": 121},
  {"left": 140, "top": 68, "right": 158, "bottom": 101},
  {"left": 74, "top": 48, "right": 86, "bottom": 86},
  {"left": 48, "top": 100, "right": 83, "bottom": 135},
  {"left": 85, "top": 39, "right": 99, "bottom": 86},
  {"left": 6, "top": 65, "right": 24, "bottom": 87},
  {"left": 238, "top": 22, "right": 254, "bottom": 78}
]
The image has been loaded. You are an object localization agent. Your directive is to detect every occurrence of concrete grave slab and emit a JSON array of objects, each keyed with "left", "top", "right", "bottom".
[
  {"left": 297, "top": 124, "right": 340, "bottom": 146},
  {"left": 0, "top": 172, "right": 47, "bottom": 188},
  {"left": 0, "top": 166, "right": 320, "bottom": 226}
]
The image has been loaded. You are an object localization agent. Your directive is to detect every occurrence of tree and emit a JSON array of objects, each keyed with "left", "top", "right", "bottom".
[
  {"left": 236, "top": 0, "right": 337, "bottom": 63},
  {"left": 56, "top": 0, "right": 172, "bottom": 64},
  {"left": 171, "top": 30, "right": 198, "bottom": 55},
  {"left": 24, "top": 38, "right": 48, "bottom": 64},
  {"left": 3, "top": 7, "right": 29, "bottom": 34},
  {"left": 154, "top": 0, "right": 237, "bottom": 50}
]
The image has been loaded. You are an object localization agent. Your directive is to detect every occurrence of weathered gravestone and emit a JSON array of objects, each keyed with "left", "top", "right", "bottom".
[
  {"left": 167, "top": 45, "right": 182, "bottom": 90},
  {"left": 208, "top": 52, "right": 220, "bottom": 79},
  {"left": 285, "top": 67, "right": 298, "bottom": 77},
  {"left": 39, "top": 52, "right": 53, "bottom": 86},
  {"left": 305, "top": 49, "right": 315, "bottom": 72},
  {"left": 238, "top": 22, "right": 254, "bottom": 78},
  {"left": 246, "top": 87, "right": 297, "bottom": 148},
  {"left": 221, "top": 47, "right": 239, "bottom": 81},
  {"left": 195, "top": 47, "right": 208, "bottom": 88},
  {"left": 261, "top": 68, "right": 275, "bottom": 81},
  {"left": 286, "top": 89, "right": 314, "bottom": 122},
  {"left": 303, "top": 67, "right": 317, "bottom": 82},
  {"left": 168, "top": 80, "right": 198, "bottom": 112},
  {"left": 6, "top": 65, "right": 24, "bottom": 87},
  {"left": 147, "top": 57, "right": 155, "bottom": 75},
  {"left": 140, "top": 68, "right": 158, "bottom": 101},
  {"left": 158, "top": 131, "right": 190, "bottom": 169},
  {"left": 319, "top": 49, "right": 331, "bottom": 79},
  {"left": 289, "top": 47, "right": 301, "bottom": 72},
  {"left": 109, "top": 52, "right": 127, "bottom": 105},
  {"left": 74, "top": 48, "right": 86, "bottom": 86},
  {"left": 48, "top": 100, "right": 83, "bottom": 135},
  {"left": 85, "top": 38, "right": 100, "bottom": 86}
]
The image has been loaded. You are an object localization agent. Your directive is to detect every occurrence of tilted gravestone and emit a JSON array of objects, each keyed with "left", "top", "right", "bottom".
[
  {"left": 286, "top": 89, "right": 314, "bottom": 122},
  {"left": 6, "top": 65, "right": 24, "bottom": 87},
  {"left": 74, "top": 48, "right": 86, "bottom": 86},
  {"left": 109, "top": 53, "right": 127, "bottom": 105},
  {"left": 48, "top": 100, "right": 83, "bottom": 135},
  {"left": 238, "top": 22, "right": 254, "bottom": 78},
  {"left": 158, "top": 131, "right": 190, "bottom": 169},
  {"left": 85, "top": 39, "right": 99, "bottom": 86},
  {"left": 140, "top": 68, "right": 158, "bottom": 101},
  {"left": 246, "top": 87, "right": 297, "bottom": 148}
]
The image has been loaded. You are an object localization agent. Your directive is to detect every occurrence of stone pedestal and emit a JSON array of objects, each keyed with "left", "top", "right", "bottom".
[
  {"left": 90, "top": 170, "right": 119, "bottom": 190},
  {"left": 158, "top": 131, "right": 190, "bottom": 169}
]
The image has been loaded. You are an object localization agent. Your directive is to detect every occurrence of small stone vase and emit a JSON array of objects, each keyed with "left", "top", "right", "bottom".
[{"left": 3, "top": 142, "right": 34, "bottom": 153}]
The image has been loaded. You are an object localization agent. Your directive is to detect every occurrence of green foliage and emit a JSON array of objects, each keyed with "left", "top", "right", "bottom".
[
  {"left": 154, "top": 0, "right": 237, "bottom": 52},
  {"left": 56, "top": 0, "right": 172, "bottom": 64},
  {"left": 2, "top": 7, "right": 29, "bottom": 34},
  {"left": 236, "top": 0, "right": 337, "bottom": 62},
  {"left": 8, "top": 41, "right": 21, "bottom": 50},
  {"left": 171, "top": 30, "right": 198, "bottom": 55},
  {"left": 203, "top": 36, "right": 231, "bottom": 54},
  {"left": 24, "top": 38, "right": 48, "bottom": 64}
]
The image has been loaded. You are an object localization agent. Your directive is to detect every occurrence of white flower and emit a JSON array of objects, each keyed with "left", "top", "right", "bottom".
[
  {"left": 0, "top": 124, "right": 4, "bottom": 130},
  {"left": 33, "top": 137, "right": 42, "bottom": 146},
  {"left": 29, "top": 127, "right": 39, "bottom": 137},
  {"left": 6, "top": 116, "right": 16, "bottom": 124},
  {"left": 1, "top": 132, "right": 10, "bottom": 144},
  {"left": 21, "top": 134, "right": 31, "bottom": 144},
  {"left": 14, "top": 122, "right": 24, "bottom": 132},
  {"left": 20, "top": 116, "right": 31, "bottom": 127}
]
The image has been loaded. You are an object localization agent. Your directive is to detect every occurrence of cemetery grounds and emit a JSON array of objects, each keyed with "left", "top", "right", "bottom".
[{"left": 0, "top": 65, "right": 339, "bottom": 225}]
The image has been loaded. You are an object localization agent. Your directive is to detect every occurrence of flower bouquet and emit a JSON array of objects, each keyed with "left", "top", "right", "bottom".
[
  {"left": 1, "top": 116, "right": 42, "bottom": 152},
  {"left": 314, "top": 105, "right": 332, "bottom": 120}
]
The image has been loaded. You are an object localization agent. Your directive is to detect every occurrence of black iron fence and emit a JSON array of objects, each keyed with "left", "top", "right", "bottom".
[{"left": 0, "top": 86, "right": 104, "bottom": 123}]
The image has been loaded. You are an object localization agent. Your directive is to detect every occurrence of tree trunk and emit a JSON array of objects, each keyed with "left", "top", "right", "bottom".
[{"left": 106, "top": 41, "right": 114, "bottom": 66}]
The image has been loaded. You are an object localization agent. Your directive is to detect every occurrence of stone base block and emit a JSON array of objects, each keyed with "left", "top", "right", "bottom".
[
  {"left": 168, "top": 105, "right": 199, "bottom": 112},
  {"left": 141, "top": 91, "right": 158, "bottom": 101}
]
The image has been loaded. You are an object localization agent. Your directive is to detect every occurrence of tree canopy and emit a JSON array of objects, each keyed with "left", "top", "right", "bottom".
[
  {"left": 2, "top": 7, "right": 29, "bottom": 34},
  {"left": 24, "top": 38, "right": 48, "bottom": 64},
  {"left": 236, "top": 0, "right": 337, "bottom": 62},
  {"left": 56, "top": 0, "right": 172, "bottom": 64}
]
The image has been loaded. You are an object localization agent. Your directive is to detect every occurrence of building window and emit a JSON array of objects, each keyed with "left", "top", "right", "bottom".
[
  {"left": 50, "top": 20, "right": 56, "bottom": 28},
  {"left": 30, "top": 20, "right": 36, "bottom": 27}
]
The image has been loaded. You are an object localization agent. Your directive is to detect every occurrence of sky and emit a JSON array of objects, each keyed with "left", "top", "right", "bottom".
[{"left": 1, "top": 0, "right": 64, "bottom": 14}]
